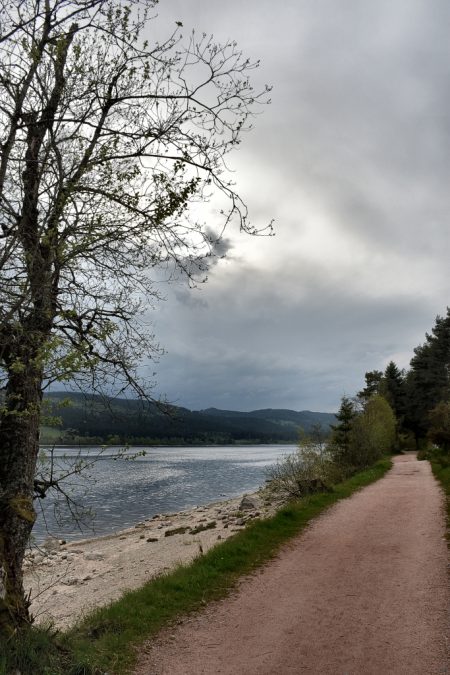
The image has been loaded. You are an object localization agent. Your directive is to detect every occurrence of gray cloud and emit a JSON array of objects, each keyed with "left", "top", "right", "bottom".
[{"left": 142, "top": 1, "right": 450, "bottom": 412}]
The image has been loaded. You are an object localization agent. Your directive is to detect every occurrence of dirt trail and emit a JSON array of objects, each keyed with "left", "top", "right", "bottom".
[{"left": 135, "top": 455, "right": 448, "bottom": 675}]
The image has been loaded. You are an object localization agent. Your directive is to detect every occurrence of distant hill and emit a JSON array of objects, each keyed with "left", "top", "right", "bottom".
[{"left": 41, "top": 392, "right": 336, "bottom": 445}]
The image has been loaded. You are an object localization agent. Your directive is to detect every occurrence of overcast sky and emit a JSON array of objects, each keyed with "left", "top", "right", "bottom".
[{"left": 141, "top": 0, "right": 450, "bottom": 413}]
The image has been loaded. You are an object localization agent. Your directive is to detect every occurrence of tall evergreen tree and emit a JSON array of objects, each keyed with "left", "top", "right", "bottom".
[
  {"left": 381, "top": 361, "right": 406, "bottom": 421},
  {"left": 358, "top": 370, "right": 383, "bottom": 402},
  {"left": 330, "top": 396, "right": 356, "bottom": 465},
  {"left": 405, "top": 309, "right": 450, "bottom": 439}
]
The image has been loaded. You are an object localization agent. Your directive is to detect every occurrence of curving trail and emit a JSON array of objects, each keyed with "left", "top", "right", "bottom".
[{"left": 135, "top": 455, "right": 449, "bottom": 675}]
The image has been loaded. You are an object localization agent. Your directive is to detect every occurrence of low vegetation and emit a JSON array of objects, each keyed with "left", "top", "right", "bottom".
[
  {"left": 418, "top": 447, "right": 450, "bottom": 541},
  {"left": 1, "top": 458, "right": 391, "bottom": 675},
  {"left": 267, "top": 395, "right": 397, "bottom": 501}
]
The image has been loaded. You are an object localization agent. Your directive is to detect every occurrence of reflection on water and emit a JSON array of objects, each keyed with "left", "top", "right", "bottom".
[{"left": 34, "top": 444, "right": 294, "bottom": 543}]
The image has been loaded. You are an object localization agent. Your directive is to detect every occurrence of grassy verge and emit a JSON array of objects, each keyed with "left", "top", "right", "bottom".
[
  {"left": 2, "top": 458, "right": 392, "bottom": 675},
  {"left": 428, "top": 450, "right": 450, "bottom": 543}
]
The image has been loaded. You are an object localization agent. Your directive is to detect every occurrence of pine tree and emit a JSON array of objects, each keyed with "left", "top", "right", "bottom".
[
  {"left": 330, "top": 396, "right": 356, "bottom": 465},
  {"left": 358, "top": 370, "right": 383, "bottom": 402},
  {"left": 382, "top": 361, "right": 406, "bottom": 421},
  {"left": 405, "top": 309, "right": 450, "bottom": 439}
]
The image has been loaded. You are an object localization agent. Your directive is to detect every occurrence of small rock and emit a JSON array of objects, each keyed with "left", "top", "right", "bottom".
[
  {"left": 190, "top": 521, "right": 217, "bottom": 535},
  {"left": 139, "top": 534, "right": 145, "bottom": 539},
  {"left": 82, "top": 575, "right": 92, "bottom": 582},
  {"left": 119, "top": 536, "right": 126, "bottom": 540},
  {"left": 146, "top": 537, "right": 159, "bottom": 543},
  {"left": 165, "top": 526, "right": 189, "bottom": 537},
  {"left": 62, "top": 576, "right": 79, "bottom": 586},
  {"left": 239, "top": 495, "right": 261, "bottom": 511},
  {"left": 84, "top": 552, "right": 105, "bottom": 561},
  {"left": 42, "top": 537, "right": 60, "bottom": 551},
  {"left": 217, "top": 535, "right": 222, "bottom": 540},
  {"left": 134, "top": 522, "right": 146, "bottom": 529},
  {"left": 235, "top": 518, "right": 246, "bottom": 526}
]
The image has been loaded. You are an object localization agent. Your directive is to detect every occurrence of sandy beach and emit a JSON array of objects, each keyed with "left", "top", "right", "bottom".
[{"left": 24, "top": 490, "right": 276, "bottom": 629}]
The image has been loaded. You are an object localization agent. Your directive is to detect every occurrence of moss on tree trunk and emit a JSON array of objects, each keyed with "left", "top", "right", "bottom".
[{"left": 0, "top": 363, "right": 42, "bottom": 635}]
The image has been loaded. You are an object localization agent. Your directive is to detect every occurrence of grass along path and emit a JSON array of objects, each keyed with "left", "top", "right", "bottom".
[{"left": 428, "top": 450, "right": 450, "bottom": 541}]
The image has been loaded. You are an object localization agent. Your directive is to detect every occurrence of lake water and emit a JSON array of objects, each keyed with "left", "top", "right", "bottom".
[{"left": 33, "top": 444, "right": 295, "bottom": 543}]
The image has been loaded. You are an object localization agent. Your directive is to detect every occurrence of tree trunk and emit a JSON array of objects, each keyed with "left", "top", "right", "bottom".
[{"left": 0, "top": 353, "right": 43, "bottom": 636}]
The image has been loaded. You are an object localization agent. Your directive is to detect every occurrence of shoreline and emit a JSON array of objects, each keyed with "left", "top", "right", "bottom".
[
  {"left": 25, "top": 488, "right": 280, "bottom": 629},
  {"left": 39, "top": 442, "right": 297, "bottom": 448}
]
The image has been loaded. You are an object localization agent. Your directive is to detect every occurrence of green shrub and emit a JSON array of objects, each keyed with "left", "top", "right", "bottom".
[
  {"left": 331, "top": 395, "right": 396, "bottom": 473},
  {"left": 267, "top": 424, "right": 343, "bottom": 500},
  {"left": 266, "top": 447, "right": 338, "bottom": 499}
]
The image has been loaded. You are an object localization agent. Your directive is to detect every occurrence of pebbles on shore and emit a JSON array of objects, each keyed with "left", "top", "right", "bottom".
[{"left": 24, "top": 490, "right": 277, "bottom": 629}]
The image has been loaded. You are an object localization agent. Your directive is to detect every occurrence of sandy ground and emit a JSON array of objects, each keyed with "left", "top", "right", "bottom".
[
  {"left": 135, "top": 454, "right": 449, "bottom": 675},
  {"left": 24, "top": 491, "right": 275, "bottom": 629}
]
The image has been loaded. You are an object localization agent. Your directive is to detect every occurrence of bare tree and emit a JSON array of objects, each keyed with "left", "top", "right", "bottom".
[{"left": 0, "top": 0, "right": 271, "bottom": 634}]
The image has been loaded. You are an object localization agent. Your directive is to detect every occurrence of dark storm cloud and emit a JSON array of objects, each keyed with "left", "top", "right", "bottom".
[
  {"left": 204, "top": 228, "right": 233, "bottom": 260},
  {"left": 144, "top": 1, "right": 450, "bottom": 412}
]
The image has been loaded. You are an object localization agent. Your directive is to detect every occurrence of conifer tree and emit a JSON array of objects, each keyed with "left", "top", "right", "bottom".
[
  {"left": 330, "top": 396, "right": 356, "bottom": 466},
  {"left": 357, "top": 370, "right": 383, "bottom": 402},
  {"left": 405, "top": 309, "right": 450, "bottom": 439},
  {"left": 381, "top": 361, "right": 406, "bottom": 422}
]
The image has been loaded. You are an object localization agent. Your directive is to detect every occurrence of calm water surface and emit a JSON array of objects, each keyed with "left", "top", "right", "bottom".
[{"left": 34, "top": 444, "right": 294, "bottom": 543}]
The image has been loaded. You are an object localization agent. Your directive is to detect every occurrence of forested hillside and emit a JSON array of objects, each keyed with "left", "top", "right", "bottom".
[{"left": 41, "top": 392, "right": 336, "bottom": 445}]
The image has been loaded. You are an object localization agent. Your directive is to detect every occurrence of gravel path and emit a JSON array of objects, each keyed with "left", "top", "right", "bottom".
[{"left": 135, "top": 455, "right": 449, "bottom": 675}]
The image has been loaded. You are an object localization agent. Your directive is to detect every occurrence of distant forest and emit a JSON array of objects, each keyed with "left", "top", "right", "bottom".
[{"left": 41, "top": 394, "right": 336, "bottom": 446}]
